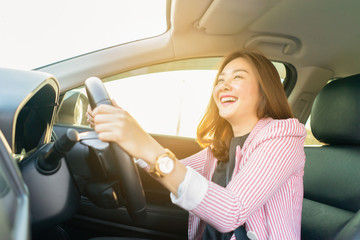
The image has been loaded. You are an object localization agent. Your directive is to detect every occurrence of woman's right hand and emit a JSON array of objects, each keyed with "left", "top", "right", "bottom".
[
  {"left": 91, "top": 100, "right": 165, "bottom": 162},
  {"left": 90, "top": 100, "right": 187, "bottom": 196}
]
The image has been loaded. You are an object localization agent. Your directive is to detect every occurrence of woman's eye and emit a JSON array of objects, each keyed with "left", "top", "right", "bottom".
[
  {"left": 234, "top": 75, "right": 243, "bottom": 79},
  {"left": 217, "top": 79, "right": 224, "bottom": 84}
]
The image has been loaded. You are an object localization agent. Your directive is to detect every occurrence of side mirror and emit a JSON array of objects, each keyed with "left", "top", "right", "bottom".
[{"left": 56, "top": 91, "right": 89, "bottom": 126}]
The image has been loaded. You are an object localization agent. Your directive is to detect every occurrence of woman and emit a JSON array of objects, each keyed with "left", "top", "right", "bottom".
[{"left": 88, "top": 50, "right": 306, "bottom": 240}]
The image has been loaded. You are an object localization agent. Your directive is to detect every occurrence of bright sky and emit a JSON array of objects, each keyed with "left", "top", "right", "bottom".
[{"left": 0, "top": 0, "right": 167, "bottom": 70}]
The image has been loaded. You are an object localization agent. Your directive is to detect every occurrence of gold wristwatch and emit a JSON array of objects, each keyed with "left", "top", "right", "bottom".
[{"left": 149, "top": 148, "right": 177, "bottom": 177}]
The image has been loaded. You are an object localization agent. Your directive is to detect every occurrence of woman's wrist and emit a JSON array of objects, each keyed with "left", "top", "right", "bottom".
[
  {"left": 162, "top": 161, "right": 187, "bottom": 195},
  {"left": 141, "top": 142, "right": 187, "bottom": 195},
  {"left": 143, "top": 142, "right": 166, "bottom": 166}
]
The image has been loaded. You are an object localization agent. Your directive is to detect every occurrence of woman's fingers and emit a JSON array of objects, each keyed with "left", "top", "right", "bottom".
[
  {"left": 92, "top": 102, "right": 122, "bottom": 115},
  {"left": 94, "top": 110, "right": 128, "bottom": 126},
  {"left": 89, "top": 102, "right": 162, "bottom": 161},
  {"left": 93, "top": 106, "right": 132, "bottom": 142},
  {"left": 111, "top": 99, "right": 121, "bottom": 108},
  {"left": 96, "top": 129, "right": 121, "bottom": 143}
]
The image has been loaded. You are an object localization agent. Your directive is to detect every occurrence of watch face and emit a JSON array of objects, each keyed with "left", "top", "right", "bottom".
[{"left": 158, "top": 156, "right": 175, "bottom": 174}]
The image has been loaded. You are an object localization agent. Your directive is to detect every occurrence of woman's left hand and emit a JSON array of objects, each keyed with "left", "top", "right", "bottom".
[{"left": 92, "top": 100, "right": 164, "bottom": 163}]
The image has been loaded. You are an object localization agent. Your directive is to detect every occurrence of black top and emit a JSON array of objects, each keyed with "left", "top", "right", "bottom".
[
  {"left": 212, "top": 134, "right": 249, "bottom": 187},
  {"left": 202, "top": 133, "right": 250, "bottom": 240}
]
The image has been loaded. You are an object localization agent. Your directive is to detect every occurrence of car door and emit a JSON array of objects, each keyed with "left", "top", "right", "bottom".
[{"left": 0, "top": 131, "right": 30, "bottom": 240}]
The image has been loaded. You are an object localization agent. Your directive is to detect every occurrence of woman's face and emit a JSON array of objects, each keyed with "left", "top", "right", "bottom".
[{"left": 213, "top": 57, "right": 261, "bottom": 128}]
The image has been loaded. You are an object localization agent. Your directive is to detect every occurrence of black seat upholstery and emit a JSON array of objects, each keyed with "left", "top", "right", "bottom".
[{"left": 302, "top": 74, "right": 360, "bottom": 240}]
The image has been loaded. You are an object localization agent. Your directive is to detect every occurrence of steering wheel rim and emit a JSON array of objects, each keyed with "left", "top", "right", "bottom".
[
  {"left": 84, "top": 77, "right": 147, "bottom": 223},
  {"left": 108, "top": 142, "right": 147, "bottom": 222}
]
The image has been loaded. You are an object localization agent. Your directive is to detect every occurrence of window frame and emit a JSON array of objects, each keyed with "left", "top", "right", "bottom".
[{"left": 55, "top": 57, "right": 294, "bottom": 139}]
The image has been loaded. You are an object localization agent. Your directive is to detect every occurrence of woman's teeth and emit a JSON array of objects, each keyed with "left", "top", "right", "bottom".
[{"left": 221, "top": 97, "right": 237, "bottom": 103}]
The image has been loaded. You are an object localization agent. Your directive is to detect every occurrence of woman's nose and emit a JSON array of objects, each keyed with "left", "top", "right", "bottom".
[{"left": 220, "top": 79, "right": 231, "bottom": 91}]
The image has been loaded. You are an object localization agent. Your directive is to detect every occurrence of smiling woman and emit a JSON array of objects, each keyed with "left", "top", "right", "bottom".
[
  {"left": 0, "top": 0, "right": 168, "bottom": 70},
  {"left": 86, "top": 49, "right": 306, "bottom": 240}
]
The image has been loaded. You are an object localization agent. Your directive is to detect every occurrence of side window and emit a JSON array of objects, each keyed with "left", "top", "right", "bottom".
[{"left": 55, "top": 58, "right": 288, "bottom": 138}]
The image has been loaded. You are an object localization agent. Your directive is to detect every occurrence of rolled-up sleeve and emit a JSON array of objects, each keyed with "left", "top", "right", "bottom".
[{"left": 170, "top": 166, "right": 209, "bottom": 211}]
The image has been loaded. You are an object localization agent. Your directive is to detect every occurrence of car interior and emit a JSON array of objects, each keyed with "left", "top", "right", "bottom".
[
  {"left": 302, "top": 74, "right": 360, "bottom": 240},
  {"left": 1, "top": 0, "right": 360, "bottom": 239}
]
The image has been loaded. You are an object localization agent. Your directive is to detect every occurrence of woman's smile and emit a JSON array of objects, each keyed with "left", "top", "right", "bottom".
[{"left": 220, "top": 95, "right": 238, "bottom": 105}]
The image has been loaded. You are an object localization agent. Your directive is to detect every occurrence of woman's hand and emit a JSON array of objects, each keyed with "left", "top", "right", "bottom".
[
  {"left": 91, "top": 100, "right": 164, "bottom": 163},
  {"left": 91, "top": 100, "right": 187, "bottom": 196}
]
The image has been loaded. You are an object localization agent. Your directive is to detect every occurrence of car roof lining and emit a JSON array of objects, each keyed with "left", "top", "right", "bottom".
[
  {"left": 196, "top": 0, "right": 282, "bottom": 35},
  {"left": 188, "top": 0, "right": 360, "bottom": 77}
]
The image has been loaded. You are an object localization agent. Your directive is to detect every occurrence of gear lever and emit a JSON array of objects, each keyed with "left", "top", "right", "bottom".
[{"left": 36, "top": 128, "right": 79, "bottom": 174}]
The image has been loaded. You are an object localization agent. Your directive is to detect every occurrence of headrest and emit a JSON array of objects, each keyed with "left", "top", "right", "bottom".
[{"left": 311, "top": 74, "right": 360, "bottom": 145}]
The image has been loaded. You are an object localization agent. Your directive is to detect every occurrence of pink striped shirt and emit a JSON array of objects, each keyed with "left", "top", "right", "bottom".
[{"left": 180, "top": 118, "right": 306, "bottom": 240}]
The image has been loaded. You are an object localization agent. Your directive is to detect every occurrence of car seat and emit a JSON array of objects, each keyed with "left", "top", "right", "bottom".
[{"left": 301, "top": 74, "right": 360, "bottom": 239}]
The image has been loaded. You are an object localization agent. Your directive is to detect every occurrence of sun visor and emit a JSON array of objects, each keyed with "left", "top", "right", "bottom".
[
  {"left": 244, "top": 34, "right": 300, "bottom": 55},
  {"left": 196, "top": 0, "right": 282, "bottom": 35},
  {"left": 0, "top": 68, "right": 60, "bottom": 153}
]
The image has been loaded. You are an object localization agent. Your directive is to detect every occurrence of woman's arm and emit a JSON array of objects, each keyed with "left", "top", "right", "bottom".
[{"left": 91, "top": 102, "right": 189, "bottom": 196}]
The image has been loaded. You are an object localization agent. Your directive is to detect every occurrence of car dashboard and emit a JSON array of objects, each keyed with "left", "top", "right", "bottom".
[
  {"left": 0, "top": 68, "right": 59, "bottom": 158},
  {"left": 0, "top": 68, "right": 80, "bottom": 237}
]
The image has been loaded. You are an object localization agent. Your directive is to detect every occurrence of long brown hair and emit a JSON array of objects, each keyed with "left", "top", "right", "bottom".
[{"left": 197, "top": 50, "right": 294, "bottom": 161}]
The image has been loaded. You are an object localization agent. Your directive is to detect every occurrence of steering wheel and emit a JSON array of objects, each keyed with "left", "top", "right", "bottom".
[{"left": 84, "top": 77, "right": 147, "bottom": 223}]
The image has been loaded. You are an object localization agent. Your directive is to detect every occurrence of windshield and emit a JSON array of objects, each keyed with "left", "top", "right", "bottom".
[{"left": 0, "top": 0, "right": 168, "bottom": 70}]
